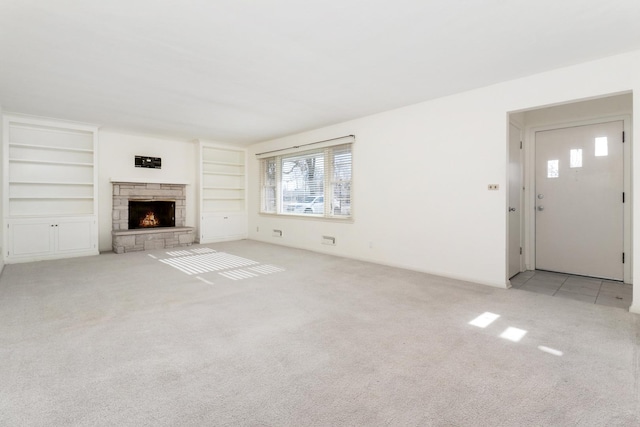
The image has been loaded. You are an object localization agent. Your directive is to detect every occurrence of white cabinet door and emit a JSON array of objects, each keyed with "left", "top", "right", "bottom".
[
  {"left": 9, "top": 220, "right": 54, "bottom": 257},
  {"left": 7, "top": 217, "right": 97, "bottom": 262},
  {"left": 57, "top": 218, "right": 95, "bottom": 253},
  {"left": 200, "top": 213, "right": 247, "bottom": 243}
]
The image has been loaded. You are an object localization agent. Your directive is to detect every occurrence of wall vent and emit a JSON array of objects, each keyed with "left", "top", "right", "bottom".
[{"left": 321, "top": 235, "right": 336, "bottom": 245}]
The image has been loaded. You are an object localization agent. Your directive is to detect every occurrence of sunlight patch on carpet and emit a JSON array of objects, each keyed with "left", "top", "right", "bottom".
[
  {"left": 219, "top": 269, "right": 260, "bottom": 280},
  {"left": 248, "top": 265, "right": 285, "bottom": 275},
  {"left": 196, "top": 276, "right": 214, "bottom": 285},
  {"left": 191, "top": 247, "right": 217, "bottom": 254},
  {"left": 155, "top": 248, "right": 285, "bottom": 281},
  {"left": 166, "top": 250, "right": 193, "bottom": 257},
  {"left": 159, "top": 252, "right": 258, "bottom": 275},
  {"left": 538, "top": 345, "right": 563, "bottom": 356},
  {"left": 500, "top": 327, "right": 527, "bottom": 342},
  {"left": 468, "top": 312, "right": 500, "bottom": 328}
]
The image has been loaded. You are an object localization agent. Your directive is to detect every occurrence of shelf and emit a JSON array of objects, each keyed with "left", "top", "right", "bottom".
[
  {"left": 7, "top": 213, "right": 96, "bottom": 219},
  {"left": 202, "top": 160, "right": 244, "bottom": 166},
  {"left": 4, "top": 115, "right": 98, "bottom": 233},
  {"left": 199, "top": 142, "right": 247, "bottom": 238},
  {"left": 202, "top": 171, "right": 243, "bottom": 176},
  {"left": 9, "top": 196, "right": 94, "bottom": 200},
  {"left": 9, "top": 143, "right": 94, "bottom": 153},
  {"left": 8, "top": 158, "right": 94, "bottom": 167},
  {"left": 9, "top": 181, "right": 94, "bottom": 186}
]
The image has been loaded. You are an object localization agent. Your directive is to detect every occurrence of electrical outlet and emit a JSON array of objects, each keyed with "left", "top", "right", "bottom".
[{"left": 488, "top": 184, "right": 499, "bottom": 190}]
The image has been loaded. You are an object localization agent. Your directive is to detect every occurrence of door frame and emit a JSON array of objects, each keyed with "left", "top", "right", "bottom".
[
  {"left": 524, "top": 115, "right": 632, "bottom": 283},
  {"left": 507, "top": 121, "right": 524, "bottom": 282}
]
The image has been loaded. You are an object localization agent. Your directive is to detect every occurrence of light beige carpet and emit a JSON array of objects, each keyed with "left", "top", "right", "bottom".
[{"left": 1, "top": 240, "right": 638, "bottom": 426}]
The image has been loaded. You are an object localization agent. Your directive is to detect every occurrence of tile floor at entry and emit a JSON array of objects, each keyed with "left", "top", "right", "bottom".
[{"left": 510, "top": 270, "right": 632, "bottom": 310}]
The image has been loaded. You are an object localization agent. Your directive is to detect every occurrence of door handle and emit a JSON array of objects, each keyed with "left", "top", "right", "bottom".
[
  {"left": 537, "top": 205, "right": 544, "bottom": 211},
  {"left": 509, "top": 207, "right": 516, "bottom": 212}
]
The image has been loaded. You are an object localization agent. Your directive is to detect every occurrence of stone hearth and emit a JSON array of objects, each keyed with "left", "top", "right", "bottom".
[{"left": 111, "top": 181, "right": 194, "bottom": 253}]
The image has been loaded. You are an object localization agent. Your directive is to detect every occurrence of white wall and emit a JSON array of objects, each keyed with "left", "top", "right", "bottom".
[
  {"left": 97, "top": 131, "right": 198, "bottom": 252},
  {"left": 247, "top": 49, "right": 640, "bottom": 313},
  {"left": 522, "top": 93, "right": 632, "bottom": 128}
]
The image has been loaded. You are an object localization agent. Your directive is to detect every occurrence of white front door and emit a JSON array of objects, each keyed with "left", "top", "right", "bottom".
[
  {"left": 508, "top": 123, "right": 522, "bottom": 278},
  {"left": 535, "top": 121, "right": 624, "bottom": 280}
]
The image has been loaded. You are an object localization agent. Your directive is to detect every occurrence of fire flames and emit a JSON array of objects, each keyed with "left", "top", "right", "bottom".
[{"left": 139, "top": 211, "right": 160, "bottom": 227}]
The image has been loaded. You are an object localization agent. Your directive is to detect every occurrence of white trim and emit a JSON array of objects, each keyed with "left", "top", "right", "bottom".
[
  {"left": 110, "top": 178, "right": 190, "bottom": 185},
  {"left": 3, "top": 112, "right": 99, "bottom": 132},
  {"left": 506, "top": 120, "right": 524, "bottom": 286},
  {"left": 255, "top": 135, "right": 355, "bottom": 159},
  {"left": 525, "top": 114, "right": 632, "bottom": 283}
]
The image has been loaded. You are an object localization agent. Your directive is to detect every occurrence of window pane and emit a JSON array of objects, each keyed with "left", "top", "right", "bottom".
[
  {"left": 260, "top": 158, "right": 276, "bottom": 213},
  {"left": 570, "top": 149, "right": 582, "bottom": 168},
  {"left": 547, "top": 159, "right": 559, "bottom": 178},
  {"left": 331, "top": 146, "right": 352, "bottom": 216},
  {"left": 262, "top": 186, "right": 276, "bottom": 212},
  {"left": 281, "top": 152, "right": 325, "bottom": 215},
  {"left": 595, "top": 137, "right": 608, "bottom": 157}
]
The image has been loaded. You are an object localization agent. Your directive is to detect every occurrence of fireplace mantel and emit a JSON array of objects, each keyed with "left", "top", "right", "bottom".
[{"left": 110, "top": 178, "right": 190, "bottom": 185}]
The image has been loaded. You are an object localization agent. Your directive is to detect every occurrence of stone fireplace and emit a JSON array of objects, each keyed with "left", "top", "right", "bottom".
[{"left": 111, "top": 181, "right": 194, "bottom": 253}]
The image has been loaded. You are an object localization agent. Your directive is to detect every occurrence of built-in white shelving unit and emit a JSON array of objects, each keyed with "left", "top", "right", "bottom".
[
  {"left": 198, "top": 142, "right": 247, "bottom": 243},
  {"left": 3, "top": 114, "right": 99, "bottom": 262}
]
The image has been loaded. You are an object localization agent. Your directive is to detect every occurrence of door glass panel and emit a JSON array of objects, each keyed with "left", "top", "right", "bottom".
[
  {"left": 595, "top": 137, "right": 608, "bottom": 157},
  {"left": 547, "top": 159, "right": 559, "bottom": 178},
  {"left": 570, "top": 149, "right": 582, "bottom": 168}
]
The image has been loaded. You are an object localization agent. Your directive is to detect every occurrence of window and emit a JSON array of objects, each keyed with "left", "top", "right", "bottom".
[
  {"left": 570, "top": 149, "right": 582, "bottom": 168},
  {"left": 547, "top": 159, "right": 559, "bottom": 178},
  {"left": 259, "top": 143, "right": 352, "bottom": 218},
  {"left": 595, "top": 137, "right": 608, "bottom": 157}
]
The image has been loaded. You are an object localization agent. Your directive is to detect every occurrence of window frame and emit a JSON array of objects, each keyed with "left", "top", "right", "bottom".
[{"left": 259, "top": 142, "right": 353, "bottom": 220}]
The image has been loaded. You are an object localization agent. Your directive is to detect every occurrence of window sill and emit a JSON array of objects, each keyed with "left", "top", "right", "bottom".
[{"left": 258, "top": 212, "right": 354, "bottom": 223}]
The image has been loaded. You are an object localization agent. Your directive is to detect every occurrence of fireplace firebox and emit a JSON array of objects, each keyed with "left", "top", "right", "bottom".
[{"left": 128, "top": 201, "right": 175, "bottom": 229}]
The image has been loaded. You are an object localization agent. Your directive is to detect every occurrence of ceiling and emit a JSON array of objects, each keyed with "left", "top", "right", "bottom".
[{"left": 1, "top": 0, "right": 640, "bottom": 145}]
